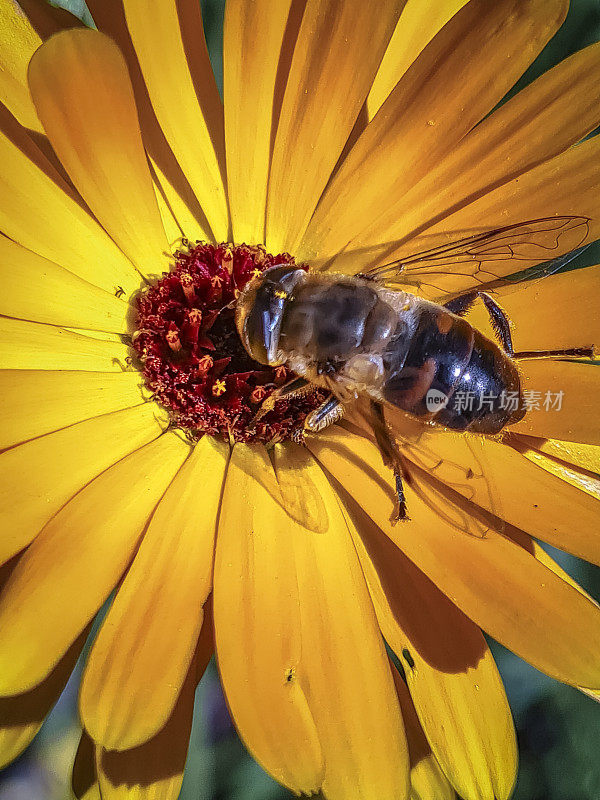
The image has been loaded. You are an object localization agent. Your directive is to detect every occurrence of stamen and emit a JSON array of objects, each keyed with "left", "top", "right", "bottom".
[
  {"left": 251, "top": 386, "right": 268, "bottom": 404},
  {"left": 133, "top": 242, "right": 327, "bottom": 443},
  {"left": 212, "top": 379, "right": 227, "bottom": 397}
]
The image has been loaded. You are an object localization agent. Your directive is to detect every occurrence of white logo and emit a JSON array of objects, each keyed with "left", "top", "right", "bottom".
[{"left": 425, "top": 388, "right": 449, "bottom": 413}]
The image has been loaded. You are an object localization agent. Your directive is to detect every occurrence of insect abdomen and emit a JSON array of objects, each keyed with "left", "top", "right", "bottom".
[{"left": 382, "top": 303, "right": 525, "bottom": 433}]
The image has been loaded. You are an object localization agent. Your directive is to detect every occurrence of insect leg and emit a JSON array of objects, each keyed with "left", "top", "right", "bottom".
[
  {"left": 369, "top": 400, "right": 410, "bottom": 522},
  {"left": 512, "top": 346, "right": 595, "bottom": 359},
  {"left": 444, "top": 291, "right": 513, "bottom": 355},
  {"left": 304, "top": 395, "right": 345, "bottom": 433},
  {"left": 250, "top": 376, "right": 311, "bottom": 427}
]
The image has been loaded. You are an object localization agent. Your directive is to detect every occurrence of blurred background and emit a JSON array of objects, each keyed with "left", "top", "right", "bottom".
[{"left": 1, "top": 1, "right": 600, "bottom": 798}]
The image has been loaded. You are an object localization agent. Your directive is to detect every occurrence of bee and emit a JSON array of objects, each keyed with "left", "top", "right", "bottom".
[{"left": 235, "top": 217, "right": 594, "bottom": 519}]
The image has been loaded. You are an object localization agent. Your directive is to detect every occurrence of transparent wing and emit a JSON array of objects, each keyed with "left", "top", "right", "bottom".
[
  {"left": 360, "top": 216, "right": 591, "bottom": 298},
  {"left": 344, "top": 407, "right": 502, "bottom": 539}
]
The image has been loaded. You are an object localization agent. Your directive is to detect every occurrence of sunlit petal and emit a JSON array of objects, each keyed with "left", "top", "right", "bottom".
[
  {"left": 375, "top": 134, "right": 600, "bottom": 295},
  {"left": 467, "top": 264, "right": 600, "bottom": 353},
  {"left": 274, "top": 444, "right": 410, "bottom": 800},
  {"left": 367, "top": 0, "right": 469, "bottom": 119},
  {"left": 0, "top": 432, "right": 189, "bottom": 694},
  {"left": 308, "top": 428, "right": 600, "bottom": 690},
  {"left": 510, "top": 360, "right": 600, "bottom": 445},
  {"left": 95, "top": 651, "right": 198, "bottom": 800},
  {"left": 0, "top": 0, "right": 82, "bottom": 132},
  {"left": 0, "top": 370, "right": 148, "bottom": 448},
  {"left": 302, "top": 0, "right": 567, "bottom": 262},
  {"left": 391, "top": 669, "right": 456, "bottom": 800},
  {"left": 342, "top": 41, "right": 600, "bottom": 262},
  {"left": 224, "top": 0, "right": 293, "bottom": 243},
  {"left": 514, "top": 435, "right": 600, "bottom": 476},
  {"left": 0, "top": 317, "right": 132, "bottom": 371},
  {"left": 0, "top": 106, "right": 141, "bottom": 295},
  {"left": 0, "top": 402, "right": 165, "bottom": 565},
  {"left": 0, "top": 235, "right": 129, "bottom": 331},
  {"left": 350, "top": 505, "right": 516, "bottom": 800},
  {"left": 29, "top": 30, "right": 168, "bottom": 278},
  {"left": 86, "top": 0, "right": 212, "bottom": 243},
  {"left": 213, "top": 444, "right": 324, "bottom": 794},
  {"left": 81, "top": 438, "right": 226, "bottom": 749},
  {"left": 123, "top": 0, "right": 228, "bottom": 240},
  {"left": 0, "top": 631, "right": 85, "bottom": 768},
  {"left": 266, "top": 0, "right": 405, "bottom": 253}
]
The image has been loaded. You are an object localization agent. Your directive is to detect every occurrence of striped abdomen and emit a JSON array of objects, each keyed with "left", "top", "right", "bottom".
[{"left": 382, "top": 301, "right": 526, "bottom": 434}]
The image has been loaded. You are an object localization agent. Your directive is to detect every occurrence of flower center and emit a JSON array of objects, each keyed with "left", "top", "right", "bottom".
[{"left": 133, "top": 242, "right": 327, "bottom": 444}]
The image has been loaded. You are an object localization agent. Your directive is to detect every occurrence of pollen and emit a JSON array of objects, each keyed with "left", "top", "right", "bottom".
[
  {"left": 133, "top": 242, "right": 327, "bottom": 444},
  {"left": 212, "top": 379, "right": 226, "bottom": 397}
]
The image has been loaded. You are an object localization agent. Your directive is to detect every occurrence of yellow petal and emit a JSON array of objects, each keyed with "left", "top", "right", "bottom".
[
  {"left": 510, "top": 360, "right": 600, "bottom": 445},
  {"left": 0, "top": 235, "right": 130, "bottom": 331},
  {"left": 514, "top": 435, "right": 600, "bottom": 475},
  {"left": 0, "top": 431, "right": 189, "bottom": 694},
  {"left": 274, "top": 445, "right": 410, "bottom": 800},
  {"left": 307, "top": 427, "right": 600, "bottom": 690},
  {"left": 302, "top": 0, "right": 567, "bottom": 262},
  {"left": 350, "top": 505, "right": 516, "bottom": 800},
  {"left": 0, "top": 0, "right": 43, "bottom": 132},
  {"left": 411, "top": 761, "right": 456, "bottom": 800},
  {"left": 81, "top": 437, "right": 227, "bottom": 750},
  {"left": 0, "top": 630, "right": 85, "bottom": 769},
  {"left": 377, "top": 133, "right": 600, "bottom": 295},
  {"left": 343, "top": 40, "right": 600, "bottom": 263},
  {"left": 0, "top": 0, "right": 81, "bottom": 132},
  {"left": 510, "top": 437, "right": 600, "bottom": 502},
  {"left": 83, "top": 0, "right": 212, "bottom": 245},
  {"left": 213, "top": 444, "right": 324, "bottom": 794},
  {"left": 95, "top": 653, "right": 197, "bottom": 800},
  {"left": 0, "top": 317, "right": 133, "bottom": 371},
  {"left": 372, "top": 409, "right": 600, "bottom": 565},
  {"left": 150, "top": 156, "right": 211, "bottom": 244},
  {"left": 224, "top": 0, "right": 293, "bottom": 243},
  {"left": 265, "top": 0, "right": 405, "bottom": 254},
  {"left": 0, "top": 106, "right": 141, "bottom": 295},
  {"left": 11, "top": 0, "right": 82, "bottom": 36},
  {"left": 503, "top": 528, "right": 600, "bottom": 702},
  {"left": 85, "top": 0, "right": 212, "bottom": 244},
  {"left": 80, "top": 788, "right": 102, "bottom": 800},
  {"left": 392, "top": 669, "right": 456, "bottom": 800},
  {"left": 215, "top": 442, "right": 410, "bottom": 798},
  {"left": 367, "top": 0, "right": 469, "bottom": 119},
  {"left": 0, "top": 370, "right": 148, "bottom": 448},
  {"left": 0, "top": 402, "right": 166, "bottom": 567},
  {"left": 28, "top": 29, "right": 168, "bottom": 278},
  {"left": 123, "top": 0, "right": 228, "bottom": 240}
]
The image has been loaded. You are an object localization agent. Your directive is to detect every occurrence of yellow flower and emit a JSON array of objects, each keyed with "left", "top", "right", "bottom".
[{"left": 0, "top": 1, "right": 599, "bottom": 799}]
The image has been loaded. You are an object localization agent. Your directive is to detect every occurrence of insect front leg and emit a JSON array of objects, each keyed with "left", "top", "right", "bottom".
[
  {"left": 250, "top": 376, "right": 312, "bottom": 428},
  {"left": 303, "top": 395, "right": 345, "bottom": 434},
  {"left": 369, "top": 400, "right": 411, "bottom": 522}
]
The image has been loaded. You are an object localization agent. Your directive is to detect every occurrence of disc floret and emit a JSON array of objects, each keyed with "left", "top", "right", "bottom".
[{"left": 134, "top": 242, "right": 326, "bottom": 443}]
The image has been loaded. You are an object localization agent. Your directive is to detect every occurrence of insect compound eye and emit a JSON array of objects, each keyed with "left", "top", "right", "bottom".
[
  {"left": 241, "top": 267, "right": 306, "bottom": 365},
  {"left": 242, "top": 286, "right": 287, "bottom": 365}
]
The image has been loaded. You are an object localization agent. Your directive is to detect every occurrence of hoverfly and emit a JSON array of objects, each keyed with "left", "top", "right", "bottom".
[{"left": 235, "top": 216, "right": 595, "bottom": 520}]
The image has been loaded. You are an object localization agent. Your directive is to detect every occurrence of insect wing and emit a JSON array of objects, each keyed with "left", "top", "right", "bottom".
[
  {"left": 361, "top": 216, "right": 591, "bottom": 298},
  {"left": 345, "top": 406, "right": 501, "bottom": 539}
]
